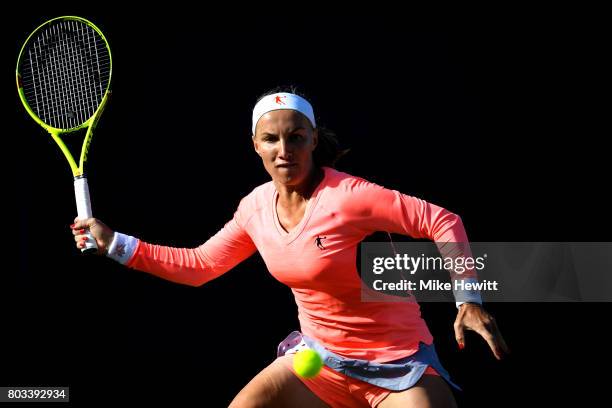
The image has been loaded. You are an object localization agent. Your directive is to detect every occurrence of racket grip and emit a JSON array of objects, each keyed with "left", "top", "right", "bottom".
[{"left": 74, "top": 176, "right": 98, "bottom": 254}]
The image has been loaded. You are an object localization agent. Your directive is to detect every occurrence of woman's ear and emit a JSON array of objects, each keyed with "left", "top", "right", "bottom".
[
  {"left": 252, "top": 135, "right": 261, "bottom": 156},
  {"left": 312, "top": 128, "right": 319, "bottom": 151}
]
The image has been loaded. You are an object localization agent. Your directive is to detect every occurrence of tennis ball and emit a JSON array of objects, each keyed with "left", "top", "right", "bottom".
[{"left": 293, "top": 348, "right": 323, "bottom": 378}]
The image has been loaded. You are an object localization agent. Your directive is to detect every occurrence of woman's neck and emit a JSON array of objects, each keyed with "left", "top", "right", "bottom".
[{"left": 275, "top": 166, "right": 324, "bottom": 208}]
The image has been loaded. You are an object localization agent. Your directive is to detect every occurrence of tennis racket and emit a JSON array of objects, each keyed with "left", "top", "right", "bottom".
[{"left": 16, "top": 16, "right": 112, "bottom": 253}]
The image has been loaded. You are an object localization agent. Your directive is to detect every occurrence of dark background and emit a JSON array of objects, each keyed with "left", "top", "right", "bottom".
[{"left": 2, "top": 9, "right": 608, "bottom": 407}]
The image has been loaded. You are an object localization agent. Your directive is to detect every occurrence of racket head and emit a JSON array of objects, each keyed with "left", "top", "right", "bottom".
[{"left": 16, "top": 16, "right": 112, "bottom": 134}]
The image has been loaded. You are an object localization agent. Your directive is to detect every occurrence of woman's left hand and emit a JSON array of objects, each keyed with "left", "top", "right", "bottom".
[{"left": 454, "top": 303, "right": 510, "bottom": 360}]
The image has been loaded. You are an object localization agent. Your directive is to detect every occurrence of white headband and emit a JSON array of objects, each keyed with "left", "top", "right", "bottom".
[{"left": 252, "top": 92, "right": 316, "bottom": 135}]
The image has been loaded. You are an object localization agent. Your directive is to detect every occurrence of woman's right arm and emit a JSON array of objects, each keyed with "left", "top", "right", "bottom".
[{"left": 70, "top": 211, "right": 257, "bottom": 287}]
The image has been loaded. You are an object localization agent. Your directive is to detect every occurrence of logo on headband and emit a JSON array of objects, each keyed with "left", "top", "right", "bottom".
[{"left": 275, "top": 95, "right": 287, "bottom": 105}]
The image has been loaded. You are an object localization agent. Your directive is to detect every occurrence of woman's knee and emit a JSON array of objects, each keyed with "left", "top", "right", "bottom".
[{"left": 228, "top": 359, "right": 288, "bottom": 407}]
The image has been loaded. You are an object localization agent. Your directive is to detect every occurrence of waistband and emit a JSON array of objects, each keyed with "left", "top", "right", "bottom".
[{"left": 277, "top": 331, "right": 461, "bottom": 392}]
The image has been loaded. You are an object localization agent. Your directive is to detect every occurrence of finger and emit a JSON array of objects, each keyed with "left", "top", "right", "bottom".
[
  {"left": 74, "top": 235, "right": 89, "bottom": 243},
  {"left": 473, "top": 324, "right": 503, "bottom": 360},
  {"left": 72, "top": 228, "right": 86, "bottom": 236},
  {"left": 72, "top": 218, "right": 94, "bottom": 230},
  {"left": 482, "top": 317, "right": 510, "bottom": 357},
  {"left": 453, "top": 319, "right": 466, "bottom": 350},
  {"left": 454, "top": 303, "right": 476, "bottom": 349},
  {"left": 491, "top": 321, "right": 511, "bottom": 355},
  {"left": 71, "top": 220, "right": 85, "bottom": 230}
]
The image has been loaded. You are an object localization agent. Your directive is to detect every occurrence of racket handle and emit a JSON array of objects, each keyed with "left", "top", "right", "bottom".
[{"left": 74, "top": 176, "right": 98, "bottom": 254}]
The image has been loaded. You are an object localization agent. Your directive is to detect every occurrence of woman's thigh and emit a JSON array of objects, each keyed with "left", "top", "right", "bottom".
[
  {"left": 228, "top": 356, "right": 330, "bottom": 408},
  {"left": 376, "top": 375, "right": 458, "bottom": 408}
]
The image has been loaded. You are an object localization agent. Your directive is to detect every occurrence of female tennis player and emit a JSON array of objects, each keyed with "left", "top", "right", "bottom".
[{"left": 70, "top": 87, "right": 508, "bottom": 407}]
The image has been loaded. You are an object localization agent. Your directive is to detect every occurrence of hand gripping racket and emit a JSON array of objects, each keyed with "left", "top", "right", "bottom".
[{"left": 16, "top": 16, "right": 112, "bottom": 253}]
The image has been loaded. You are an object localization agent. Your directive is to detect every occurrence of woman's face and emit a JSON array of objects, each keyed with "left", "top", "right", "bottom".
[{"left": 252, "top": 109, "right": 318, "bottom": 186}]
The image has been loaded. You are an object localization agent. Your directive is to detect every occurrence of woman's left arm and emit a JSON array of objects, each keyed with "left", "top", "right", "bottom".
[{"left": 346, "top": 177, "right": 509, "bottom": 359}]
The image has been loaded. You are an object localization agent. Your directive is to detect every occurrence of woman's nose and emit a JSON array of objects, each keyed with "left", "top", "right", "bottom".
[{"left": 278, "top": 139, "right": 292, "bottom": 158}]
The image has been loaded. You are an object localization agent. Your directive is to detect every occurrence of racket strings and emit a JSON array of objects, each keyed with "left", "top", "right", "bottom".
[{"left": 20, "top": 19, "right": 111, "bottom": 130}]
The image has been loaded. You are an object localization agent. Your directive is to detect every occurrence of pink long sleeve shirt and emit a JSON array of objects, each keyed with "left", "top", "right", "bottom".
[{"left": 118, "top": 167, "right": 476, "bottom": 362}]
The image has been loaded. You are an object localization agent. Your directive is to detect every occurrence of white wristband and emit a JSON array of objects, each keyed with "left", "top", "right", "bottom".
[
  {"left": 106, "top": 232, "right": 138, "bottom": 265},
  {"left": 454, "top": 277, "right": 483, "bottom": 308}
]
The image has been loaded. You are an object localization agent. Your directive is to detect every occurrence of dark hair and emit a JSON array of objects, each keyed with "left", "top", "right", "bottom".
[{"left": 255, "top": 85, "right": 350, "bottom": 168}]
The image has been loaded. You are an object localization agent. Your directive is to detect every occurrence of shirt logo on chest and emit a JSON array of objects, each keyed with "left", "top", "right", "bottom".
[{"left": 315, "top": 235, "right": 327, "bottom": 250}]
